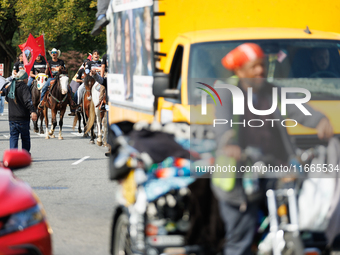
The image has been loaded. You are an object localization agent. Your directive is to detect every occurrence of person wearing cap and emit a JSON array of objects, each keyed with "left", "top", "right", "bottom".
[
  {"left": 1, "top": 70, "right": 37, "bottom": 153},
  {"left": 76, "top": 50, "right": 101, "bottom": 112},
  {"left": 213, "top": 43, "right": 333, "bottom": 255},
  {"left": 13, "top": 53, "right": 24, "bottom": 76},
  {"left": 28, "top": 54, "right": 46, "bottom": 88},
  {"left": 38, "top": 48, "right": 76, "bottom": 109},
  {"left": 67, "top": 59, "right": 90, "bottom": 116}
]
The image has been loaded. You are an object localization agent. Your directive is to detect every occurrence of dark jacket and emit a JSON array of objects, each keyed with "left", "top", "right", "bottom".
[
  {"left": 3, "top": 80, "right": 36, "bottom": 121},
  {"left": 212, "top": 81, "right": 326, "bottom": 206}
]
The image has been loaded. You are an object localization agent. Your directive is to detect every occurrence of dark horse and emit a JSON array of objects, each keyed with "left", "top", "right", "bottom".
[
  {"left": 42, "top": 74, "right": 70, "bottom": 139},
  {"left": 73, "top": 75, "right": 96, "bottom": 143},
  {"left": 31, "top": 73, "right": 48, "bottom": 134}
]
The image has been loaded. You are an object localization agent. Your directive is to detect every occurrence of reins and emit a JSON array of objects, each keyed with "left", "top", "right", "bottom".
[{"left": 48, "top": 75, "right": 68, "bottom": 104}]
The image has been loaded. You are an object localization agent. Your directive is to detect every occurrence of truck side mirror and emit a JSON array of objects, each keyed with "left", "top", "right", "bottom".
[{"left": 153, "top": 73, "right": 180, "bottom": 98}]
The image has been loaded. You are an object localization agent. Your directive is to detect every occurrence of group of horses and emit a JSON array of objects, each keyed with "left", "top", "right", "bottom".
[{"left": 31, "top": 73, "right": 107, "bottom": 146}]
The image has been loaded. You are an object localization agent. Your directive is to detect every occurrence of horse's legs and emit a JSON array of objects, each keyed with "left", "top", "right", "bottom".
[
  {"left": 33, "top": 112, "right": 39, "bottom": 133},
  {"left": 90, "top": 125, "right": 95, "bottom": 144},
  {"left": 49, "top": 109, "right": 57, "bottom": 138},
  {"left": 83, "top": 108, "right": 89, "bottom": 138},
  {"left": 81, "top": 111, "right": 86, "bottom": 134},
  {"left": 102, "top": 111, "right": 108, "bottom": 147},
  {"left": 39, "top": 111, "right": 44, "bottom": 134},
  {"left": 96, "top": 108, "right": 102, "bottom": 146},
  {"left": 58, "top": 108, "right": 66, "bottom": 140},
  {"left": 43, "top": 107, "right": 49, "bottom": 139},
  {"left": 77, "top": 112, "right": 82, "bottom": 133}
]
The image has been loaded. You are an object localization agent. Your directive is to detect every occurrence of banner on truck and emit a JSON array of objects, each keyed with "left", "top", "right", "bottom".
[{"left": 107, "top": 0, "right": 154, "bottom": 112}]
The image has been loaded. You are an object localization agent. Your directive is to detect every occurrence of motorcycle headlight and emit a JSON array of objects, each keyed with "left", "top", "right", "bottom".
[{"left": 0, "top": 204, "right": 44, "bottom": 236}]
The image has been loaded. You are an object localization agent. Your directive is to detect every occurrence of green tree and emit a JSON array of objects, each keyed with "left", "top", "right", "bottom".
[
  {"left": 0, "top": 0, "right": 19, "bottom": 76},
  {"left": 0, "top": 0, "right": 106, "bottom": 77},
  {"left": 15, "top": 0, "right": 106, "bottom": 54}
]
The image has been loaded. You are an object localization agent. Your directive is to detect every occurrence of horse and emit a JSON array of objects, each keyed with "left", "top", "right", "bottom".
[
  {"left": 42, "top": 74, "right": 70, "bottom": 140},
  {"left": 31, "top": 73, "right": 48, "bottom": 134},
  {"left": 72, "top": 76, "right": 96, "bottom": 142},
  {"left": 85, "top": 81, "right": 106, "bottom": 146}
]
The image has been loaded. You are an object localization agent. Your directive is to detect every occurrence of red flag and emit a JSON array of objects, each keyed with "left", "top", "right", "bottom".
[
  {"left": 35, "top": 35, "right": 46, "bottom": 57},
  {"left": 18, "top": 34, "right": 42, "bottom": 75},
  {"left": 87, "top": 53, "right": 92, "bottom": 61}
]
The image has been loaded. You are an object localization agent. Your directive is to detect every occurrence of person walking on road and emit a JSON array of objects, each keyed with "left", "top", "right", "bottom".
[
  {"left": 0, "top": 88, "right": 5, "bottom": 116},
  {"left": 1, "top": 70, "right": 37, "bottom": 153}
]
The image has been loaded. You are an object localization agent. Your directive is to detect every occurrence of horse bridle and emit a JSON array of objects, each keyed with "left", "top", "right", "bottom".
[{"left": 48, "top": 75, "right": 68, "bottom": 104}]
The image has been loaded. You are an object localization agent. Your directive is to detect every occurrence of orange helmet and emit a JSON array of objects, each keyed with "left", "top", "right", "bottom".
[{"left": 221, "top": 43, "right": 264, "bottom": 71}]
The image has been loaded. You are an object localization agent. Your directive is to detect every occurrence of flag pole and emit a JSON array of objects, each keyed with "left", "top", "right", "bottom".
[{"left": 42, "top": 31, "right": 53, "bottom": 78}]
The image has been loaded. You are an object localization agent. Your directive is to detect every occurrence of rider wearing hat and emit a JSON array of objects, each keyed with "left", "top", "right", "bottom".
[{"left": 38, "top": 48, "right": 75, "bottom": 109}]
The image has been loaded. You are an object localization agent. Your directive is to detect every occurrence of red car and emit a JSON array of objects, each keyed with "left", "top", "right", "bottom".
[{"left": 0, "top": 149, "right": 52, "bottom": 255}]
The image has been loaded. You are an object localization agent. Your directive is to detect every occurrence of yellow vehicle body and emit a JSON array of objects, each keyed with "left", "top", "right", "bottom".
[{"left": 108, "top": 0, "right": 340, "bottom": 136}]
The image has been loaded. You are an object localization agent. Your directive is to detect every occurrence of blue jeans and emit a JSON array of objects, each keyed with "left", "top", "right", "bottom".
[
  {"left": 9, "top": 120, "right": 31, "bottom": 152},
  {"left": 0, "top": 96, "right": 5, "bottom": 114},
  {"left": 41, "top": 78, "right": 55, "bottom": 101},
  {"left": 27, "top": 77, "right": 34, "bottom": 88}
]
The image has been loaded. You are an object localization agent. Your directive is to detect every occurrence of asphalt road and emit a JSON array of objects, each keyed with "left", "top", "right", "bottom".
[{"left": 0, "top": 104, "right": 118, "bottom": 255}]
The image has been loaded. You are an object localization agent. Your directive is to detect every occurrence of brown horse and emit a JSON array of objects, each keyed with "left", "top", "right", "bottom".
[
  {"left": 31, "top": 73, "right": 48, "bottom": 134},
  {"left": 73, "top": 75, "right": 96, "bottom": 142},
  {"left": 43, "top": 74, "right": 70, "bottom": 139},
  {"left": 85, "top": 81, "right": 106, "bottom": 146}
]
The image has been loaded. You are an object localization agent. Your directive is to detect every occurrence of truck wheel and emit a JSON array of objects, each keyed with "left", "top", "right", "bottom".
[
  {"left": 282, "top": 232, "right": 304, "bottom": 255},
  {"left": 113, "top": 213, "right": 131, "bottom": 255}
]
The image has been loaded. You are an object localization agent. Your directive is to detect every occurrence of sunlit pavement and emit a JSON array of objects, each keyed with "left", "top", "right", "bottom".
[{"left": 0, "top": 104, "right": 118, "bottom": 255}]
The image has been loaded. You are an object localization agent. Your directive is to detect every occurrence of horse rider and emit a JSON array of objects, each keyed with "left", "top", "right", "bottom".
[
  {"left": 38, "top": 48, "right": 76, "bottom": 110},
  {"left": 68, "top": 58, "right": 90, "bottom": 116},
  {"left": 12, "top": 53, "right": 24, "bottom": 76},
  {"left": 76, "top": 50, "right": 102, "bottom": 112},
  {"left": 28, "top": 54, "right": 46, "bottom": 88}
]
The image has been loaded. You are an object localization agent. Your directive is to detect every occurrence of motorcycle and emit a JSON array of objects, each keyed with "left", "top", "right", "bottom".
[{"left": 107, "top": 123, "right": 340, "bottom": 255}]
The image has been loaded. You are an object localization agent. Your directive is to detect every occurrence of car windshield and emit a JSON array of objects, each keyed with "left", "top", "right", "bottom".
[{"left": 188, "top": 39, "right": 340, "bottom": 104}]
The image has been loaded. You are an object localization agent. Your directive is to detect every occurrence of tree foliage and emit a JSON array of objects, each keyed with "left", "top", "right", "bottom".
[
  {"left": 60, "top": 50, "right": 89, "bottom": 79},
  {"left": 0, "top": 0, "right": 106, "bottom": 76},
  {"left": 0, "top": 0, "right": 19, "bottom": 76}
]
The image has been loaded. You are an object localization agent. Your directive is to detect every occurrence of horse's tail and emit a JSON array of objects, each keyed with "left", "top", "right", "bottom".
[
  {"left": 85, "top": 100, "right": 95, "bottom": 134},
  {"left": 72, "top": 113, "right": 78, "bottom": 130}
]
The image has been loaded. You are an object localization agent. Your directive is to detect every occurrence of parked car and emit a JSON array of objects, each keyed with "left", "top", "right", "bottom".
[{"left": 0, "top": 149, "right": 52, "bottom": 255}]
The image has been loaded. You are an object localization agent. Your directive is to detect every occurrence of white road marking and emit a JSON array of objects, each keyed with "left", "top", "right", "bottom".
[
  {"left": 72, "top": 156, "right": 90, "bottom": 165},
  {"left": 71, "top": 132, "right": 84, "bottom": 137},
  {"left": 3, "top": 135, "right": 9, "bottom": 138}
]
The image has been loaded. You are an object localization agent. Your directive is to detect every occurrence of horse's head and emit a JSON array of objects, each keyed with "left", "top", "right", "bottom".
[
  {"left": 84, "top": 75, "right": 95, "bottom": 90},
  {"left": 36, "top": 73, "right": 48, "bottom": 90},
  {"left": 59, "top": 75, "right": 69, "bottom": 95}
]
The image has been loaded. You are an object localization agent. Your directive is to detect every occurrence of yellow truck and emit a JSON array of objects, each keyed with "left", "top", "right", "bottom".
[
  {"left": 106, "top": 0, "right": 340, "bottom": 149},
  {"left": 105, "top": 1, "right": 340, "bottom": 254}
]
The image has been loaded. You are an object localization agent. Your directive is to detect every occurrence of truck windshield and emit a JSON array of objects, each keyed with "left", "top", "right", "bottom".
[{"left": 188, "top": 39, "right": 340, "bottom": 104}]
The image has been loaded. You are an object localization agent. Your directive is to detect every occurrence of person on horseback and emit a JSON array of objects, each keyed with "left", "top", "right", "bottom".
[
  {"left": 90, "top": 69, "right": 107, "bottom": 111},
  {"left": 28, "top": 54, "right": 46, "bottom": 88},
  {"left": 38, "top": 48, "right": 75, "bottom": 110},
  {"left": 12, "top": 53, "right": 24, "bottom": 76},
  {"left": 68, "top": 58, "right": 90, "bottom": 116},
  {"left": 76, "top": 50, "right": 101, "bottom": 112}
]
